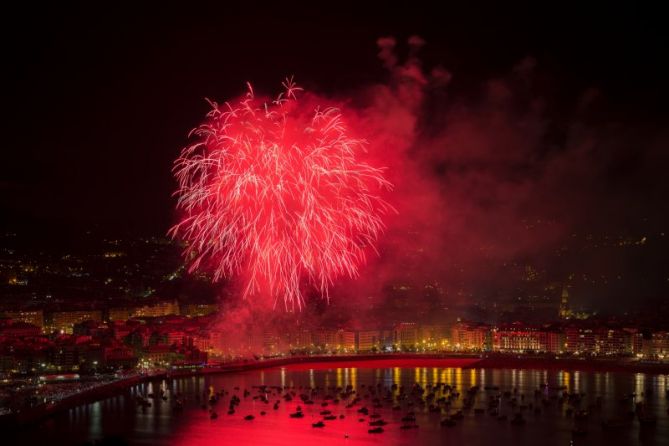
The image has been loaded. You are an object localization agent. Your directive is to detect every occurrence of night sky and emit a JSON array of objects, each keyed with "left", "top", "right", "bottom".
[{"left": 2, "top": 3, "right": 668, "bottom": 310}]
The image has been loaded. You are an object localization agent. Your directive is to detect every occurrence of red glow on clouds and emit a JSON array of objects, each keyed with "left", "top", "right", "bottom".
[
  {"left": 171, "top": 80, "right": 392, "bottom": 310},
  {"left": 171, "top": 35, "right": 652, "bottom": 321}
]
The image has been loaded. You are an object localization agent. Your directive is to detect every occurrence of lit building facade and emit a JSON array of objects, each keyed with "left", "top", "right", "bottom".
[
  {"left": 492, "top": 323, "right": 563, "bottom": 353},
  {"left": 313, "top": 329, "right": 338, "bottom": 348},
  {"left": 356, "top": 330, "right": 381, "bottom": 352},
  {"left": 335, "top": 330, "right": 356, "bottom": 351},
  {"left": 565, "top": 325, "right": 634, "bottom": 355},
  {"left": 394, "top": 323, "right": 419, "bottom": 349},
  {"left": 2, "top": 310, "right": 45, "bottom": 330},
  {"left": 564, "top": 326, "right": 596, "bottom": 354},
  {"left": 451, "top": 322, "right": 491, "bottom": 351},
  {"left": 180, "top": 303, "right": 218, "bottom": 317},
  {"left": 643, "top": 331, "right": 669, "bottom": 359},
  {"left": 49, "top": 311, "right": 103, "bottom": 334},
  {"left": 133, "top": 300, "right": 180, "bottom": 318}
]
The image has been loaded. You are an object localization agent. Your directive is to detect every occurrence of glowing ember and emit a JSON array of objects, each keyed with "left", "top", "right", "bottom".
[{"left": 170, "top": 80, "right": 392, "bottom": 309}]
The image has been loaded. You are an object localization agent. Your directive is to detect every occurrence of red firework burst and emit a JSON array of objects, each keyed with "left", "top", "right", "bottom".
[{"left": 170, "top": 80, "right": 392, "bottom": 309}]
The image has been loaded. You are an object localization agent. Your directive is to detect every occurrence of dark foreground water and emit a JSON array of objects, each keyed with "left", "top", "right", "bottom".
[{"left": 9, "top": 360, "right": 669, "bottom": 446}]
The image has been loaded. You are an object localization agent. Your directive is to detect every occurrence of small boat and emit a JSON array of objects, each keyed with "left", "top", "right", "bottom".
[
  {"left": 441, "top": 418, "right": 456, "bottom": 427},
  {"left": 320, "top": 410, "right": 332, "bottom": 415},
  {"left": 510, "top": 414, "right": 525, "bottom": 426},
  {"left": 601, "top": 417, "right": 632, "bottom": 430},
  {"left": 400, "top": 424, "right": 418, "bottom": 430},
  {"left": 369, "top": 419, "right": 387, "bottom": 426},
  {"left": 136, "top": 396, "right": 152, "bottom": 408},
  {"left": 244, "top": 415, "right": 255, "bottom": 421},
  {"left": 289, "top": 411, "right": 304, "bottom": 418},
  {"left": 574, "top": 410, "right": 589, "bottom": 421},
  {"left": 401, "top": 415, "right": 416, "bottom": 423},
  {"left": 324, "top": 415, "right": 337, "bottom": 420},
  {"left": 368, "top": 427, "right": 384, "bottom": 434},
  {"left": 638, "top": 415, "right": 657, "bottom": 428},
  {"left": 572, "top": 428, "right": 587, "bottom": 437},
  {"left": 312, "top": 421, "right": 325, "bottom": 428}
]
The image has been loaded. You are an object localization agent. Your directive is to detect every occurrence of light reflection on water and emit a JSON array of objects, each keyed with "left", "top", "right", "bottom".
[{"left": 13, "top": 365, "right": 669, "bottom": 446}]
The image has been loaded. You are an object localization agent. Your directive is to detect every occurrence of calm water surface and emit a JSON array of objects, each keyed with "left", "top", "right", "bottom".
[{"left": 10, "top": 362, "right": 669, "bottom": 446}]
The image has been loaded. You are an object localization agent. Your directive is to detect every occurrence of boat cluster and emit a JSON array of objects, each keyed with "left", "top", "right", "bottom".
[{"left": 136, "top": 379, "right": 668, "bottom": 438}]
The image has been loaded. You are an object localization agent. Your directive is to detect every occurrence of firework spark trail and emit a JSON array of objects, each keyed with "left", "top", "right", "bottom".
[{"left": 170, "top": 80, "right": 392, "bottom": 310}]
